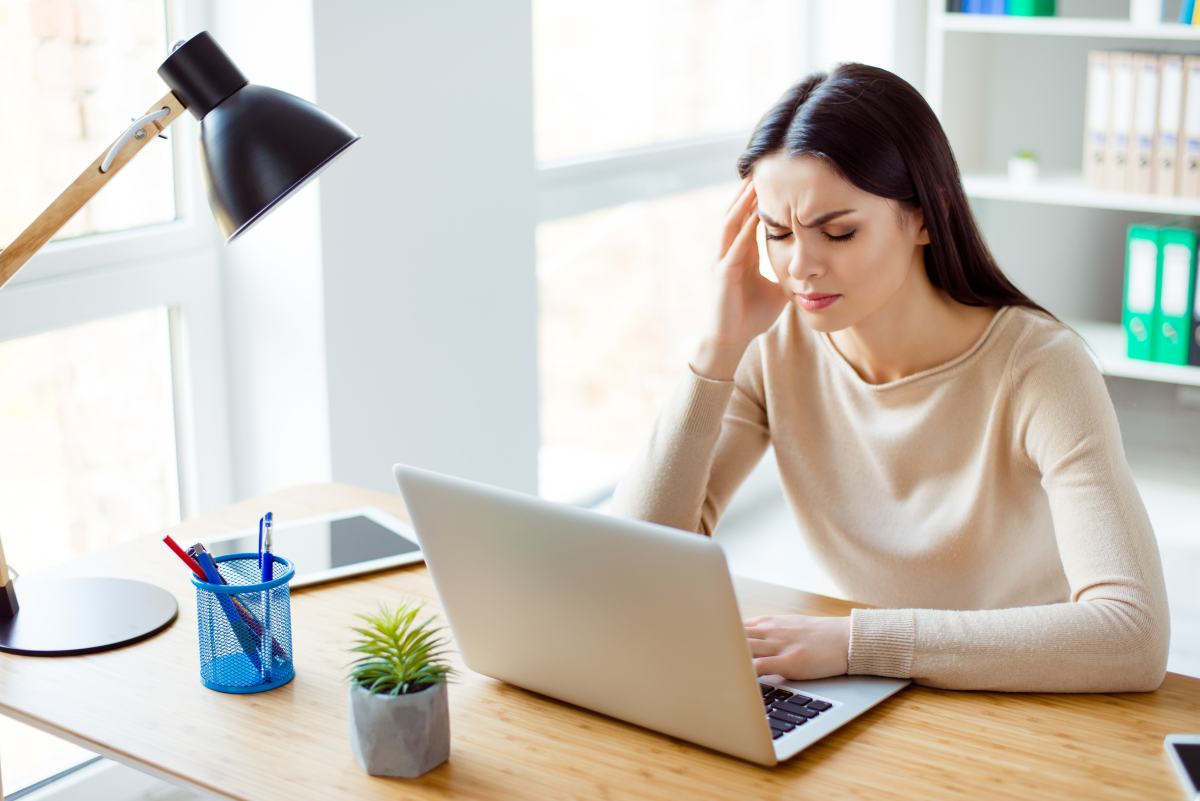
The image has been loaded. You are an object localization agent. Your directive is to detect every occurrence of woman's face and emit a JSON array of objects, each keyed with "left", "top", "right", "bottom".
[{"left": 752, "top": 153, "right": 930, "bottom": 333}]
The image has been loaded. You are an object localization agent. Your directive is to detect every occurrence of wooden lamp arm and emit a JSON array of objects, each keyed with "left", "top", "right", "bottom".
[
  {"left": 0, "top": 532, "right": 9, "bottom": 587},
  {"left": 0, "top": 532, "right": 14, "bottom": 616},
  {"left": 0, "top": 90, "right": 187, "bottom": 292}
]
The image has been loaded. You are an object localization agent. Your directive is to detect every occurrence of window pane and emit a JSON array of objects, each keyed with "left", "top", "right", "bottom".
[
  {"left": 0, "top": 306, "right": 180, "bottom": 793},
  {"left": 0, "top": 307, "right": 180, "bottom": 577},
  {"left": 0, "top": 0, "right": 175, "bottom": 246},
  {"left": 533, "top": 0, "right": 803, "bottom": 161},
  {"left": 539, "top": 182, "right": 774, "bottom": 500}
]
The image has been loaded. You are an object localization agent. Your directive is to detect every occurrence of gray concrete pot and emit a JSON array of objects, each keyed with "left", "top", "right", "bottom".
[{"left": 348, "top": 681, "right": 450, "bottom": 777}]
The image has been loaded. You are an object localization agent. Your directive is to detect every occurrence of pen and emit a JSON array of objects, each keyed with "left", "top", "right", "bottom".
[
  {"left": 163, "top": 535, "right": 206, "bottom": 580},
  {"left": 259, "top": 511, "right": 274, "bottom": 681},
  {"left": 185, "top": 542, "right": 287, "bottom": 660},
  {"left": 193, "top": 543, "right": 263, "bottom": 672},
  {"left": 258, "top": 516, "right": 264, "bottom": 572},
  {"left": 261, "top": 512, "right": 274, "bottom": 582}
]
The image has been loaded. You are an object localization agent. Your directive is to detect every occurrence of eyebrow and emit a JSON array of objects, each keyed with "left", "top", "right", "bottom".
[{"left": 758, "top": 209, "right": 856, "bottom": 229}]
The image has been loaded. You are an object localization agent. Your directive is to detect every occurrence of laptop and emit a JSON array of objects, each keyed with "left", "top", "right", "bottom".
[{"left": 393, "top": 463, "right": 909, "bottom": 766}]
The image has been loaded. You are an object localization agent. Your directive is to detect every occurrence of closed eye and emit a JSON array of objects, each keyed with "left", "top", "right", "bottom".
[
  {"left": 765, "top": 231, "right": 792, "bottom": 241},
  {"left": 823, "top": 230, "right": 856, "bottom": 242}
]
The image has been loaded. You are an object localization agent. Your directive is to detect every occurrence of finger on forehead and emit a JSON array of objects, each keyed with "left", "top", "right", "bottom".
[{"left": 725, "top": 177, "right": 755, "bottom": 214}]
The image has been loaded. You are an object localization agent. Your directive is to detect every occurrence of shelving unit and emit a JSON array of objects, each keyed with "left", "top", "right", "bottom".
[
  {"left": 962, "top": 171, "right": 1200, "bottom": 214},
  {"left": 1072, "top": 319, "right": 1200, "bottom": 386},
  {"left": 926, "top": 1, "right": 1200, "bottom": 388},
  {"left": 936, "top": 13, "right": 1200, "bottom": 40}
]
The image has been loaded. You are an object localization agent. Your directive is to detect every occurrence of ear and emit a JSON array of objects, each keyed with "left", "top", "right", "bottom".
[{"left": 912, "top": 205, "right": 931, "bottom": 246}]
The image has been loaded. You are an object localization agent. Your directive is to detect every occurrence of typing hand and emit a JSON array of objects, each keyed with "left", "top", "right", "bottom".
[{"left": 743, "top": 615, "right": 850, "bottom": 680}]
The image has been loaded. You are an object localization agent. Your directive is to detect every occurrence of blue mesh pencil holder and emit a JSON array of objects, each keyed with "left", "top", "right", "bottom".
[{"left": 192, "top": 553, "right": 295, "bottom": 694}]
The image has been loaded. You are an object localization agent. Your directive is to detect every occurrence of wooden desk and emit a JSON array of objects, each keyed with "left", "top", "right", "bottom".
[{"left": 1, "top": 483, "right": 1198, "bottom": 800}]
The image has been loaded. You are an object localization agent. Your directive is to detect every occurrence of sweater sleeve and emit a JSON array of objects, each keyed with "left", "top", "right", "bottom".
[
  {"left": 611, "top": 343, "right": 771, "bottom": 535},
  {"left": 848, "top": 324, "right": 1170, "bottom": 692}
]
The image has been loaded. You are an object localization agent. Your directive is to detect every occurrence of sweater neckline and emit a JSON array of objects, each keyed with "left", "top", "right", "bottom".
[{"left": 816, "top": 306, "right": 1013, "bottom": 391}]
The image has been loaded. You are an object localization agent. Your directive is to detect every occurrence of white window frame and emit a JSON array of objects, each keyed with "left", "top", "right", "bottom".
[
  {"left": 0, "top": 0, "right": 233, "bottom": 519},
  {"left": 535, "top": 131, "right": 748, "bottom": 224}
]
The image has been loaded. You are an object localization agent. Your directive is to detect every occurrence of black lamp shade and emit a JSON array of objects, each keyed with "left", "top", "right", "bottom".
[{"left": 158, "top": 32, "right": 360, "bottom": 243}]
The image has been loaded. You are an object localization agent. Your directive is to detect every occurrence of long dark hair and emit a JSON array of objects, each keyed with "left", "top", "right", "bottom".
[{"left": 739, "top": 63, "right": 1049, "bottom": 316}]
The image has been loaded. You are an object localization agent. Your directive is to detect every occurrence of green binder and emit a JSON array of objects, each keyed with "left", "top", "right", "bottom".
[
  {"left": 1154, "top": 227, "right": 1197, "bottom": 365},
  {"left": 1005, "top": 0, "right": 1055, "bottom": 15},
  {"left": 1124, "top": 224, "right": 1160, "bottom": 361}
]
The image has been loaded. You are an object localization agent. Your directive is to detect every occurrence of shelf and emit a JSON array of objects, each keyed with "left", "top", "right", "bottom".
[
  {"left": 936, "top": 13, "right": 1200, "bottom": 40},
  {"left": 1070, "top": 320, "right": 1200, "bottom": 386},
  {"left": 961, "top": 172, "right": 1200, "bottom": 215}
]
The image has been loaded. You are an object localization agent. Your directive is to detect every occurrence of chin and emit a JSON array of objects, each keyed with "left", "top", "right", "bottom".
[{"left": 794, "top": 303, "right": 855, "bottom": 334}]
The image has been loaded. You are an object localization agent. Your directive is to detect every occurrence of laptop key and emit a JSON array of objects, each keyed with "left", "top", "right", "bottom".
[
  {"left": 759, "top": 683, "right": 773, "bottom": 696},
  {"left": 775, "top": 702, "right": 818, "bottom": 719},
  {"left": 769, "top": 709, "right": 807, "bottom": 726},
  {"left": 768, "top": 718, "right": 794, "bottom": 732},
  {"left": 772, "top": 729, "right": 785, "bottom": 740},
  {"left": 765, "top": 689, "right": 794, "bottom": 702},
  {"left": 807, "top": 700, "right": 832, "bottom": 711},
  {"left": 786, "top": 694, "right": 812, "bottom": 705}
]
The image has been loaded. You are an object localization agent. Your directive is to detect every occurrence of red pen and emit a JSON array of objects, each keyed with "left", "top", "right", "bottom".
[
  {"left": 163, "top": 535, "right": 206, "bottom": 580},
  {"left": 173, "top": 536, "right": 288, "bottom": 660}
]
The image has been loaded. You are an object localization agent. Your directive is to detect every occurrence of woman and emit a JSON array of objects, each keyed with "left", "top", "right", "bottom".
[{"left": 611, "top": 64, "right": 1168, "bottom": 692}]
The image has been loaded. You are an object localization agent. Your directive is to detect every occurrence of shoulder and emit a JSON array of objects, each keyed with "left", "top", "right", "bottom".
[
  {"left": 999, "top": 309, "right": 1118, "bottom": 451},
  {"left": 1001, "top": 308, "right": 1100, "bottom": 387}
]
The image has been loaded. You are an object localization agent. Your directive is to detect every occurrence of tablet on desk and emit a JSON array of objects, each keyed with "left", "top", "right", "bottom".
[{"left": 203, "top": 506, "right": 422, "bottom": 587}]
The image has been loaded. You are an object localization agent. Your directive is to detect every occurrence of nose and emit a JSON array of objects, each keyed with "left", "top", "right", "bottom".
[{"left": 787, "top": 235, "right": 822, "bottom": 282}]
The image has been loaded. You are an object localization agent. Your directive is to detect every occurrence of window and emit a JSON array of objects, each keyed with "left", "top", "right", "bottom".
[
  {"left": 0, "top": 2, "right": 232, "bottom": 794},
  {"left": 0, "top": 307, "right": 181, "bottom": 793},
  {"left": 0, "top": 307, "right": 180, "bottom": 577},
  {"left": 533, "top": 0, "right": 805, "bottom": 161},
  {"left": 0, "top": 0, "right": 175, "bottom": 245},
  {"left": 534, "top": 2, "right": 803, "bottom": 502}
]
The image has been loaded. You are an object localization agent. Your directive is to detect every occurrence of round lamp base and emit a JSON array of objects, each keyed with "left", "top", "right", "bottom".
[{"left": 0, "top": 578, "right": 178, "bottom": 656}]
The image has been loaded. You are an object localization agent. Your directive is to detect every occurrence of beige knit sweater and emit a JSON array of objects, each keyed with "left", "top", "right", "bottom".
[{"left": 612, "top": 305, "right": 1169, "bottom": 692}]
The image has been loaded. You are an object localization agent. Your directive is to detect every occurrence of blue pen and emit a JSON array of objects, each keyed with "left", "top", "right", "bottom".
[
  {"left": 194, "top": 543, "right": 263, "bottom": 672},
  {"left": 261, "top": 512, "right": 274, "bottom": 582},
  {"left": 259, "top": 512, "right": 274, "bottom": 682},
  {"left": 258, "top": 516, "right": 264, "bottom": 571}
]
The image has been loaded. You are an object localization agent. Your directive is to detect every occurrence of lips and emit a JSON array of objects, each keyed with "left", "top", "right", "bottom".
[{"left": 795, "top": 292, "right": 840, "bottom": 312}]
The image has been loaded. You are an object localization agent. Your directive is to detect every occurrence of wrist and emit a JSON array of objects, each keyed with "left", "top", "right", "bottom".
[
  {"left": 835, "top": 616, "right": 850, "bottom": 676},
  {"left": 690, "top": 335, "right": 750, "bottom": 381}
]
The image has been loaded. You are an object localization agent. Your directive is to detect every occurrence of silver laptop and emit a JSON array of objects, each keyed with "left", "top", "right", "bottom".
[{"left": 393, "top": 463, "right": 909, "bottom": 766}]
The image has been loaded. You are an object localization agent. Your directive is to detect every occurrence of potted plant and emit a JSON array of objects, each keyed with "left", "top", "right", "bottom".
[{"left": 346, "top": 600, "right": 453, "bottom": 777}]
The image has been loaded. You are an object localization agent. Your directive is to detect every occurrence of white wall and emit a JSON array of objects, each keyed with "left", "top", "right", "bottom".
[
  {"left": 312, "top": 1, "right": 539, "bottom": 495},
  {"left": 807, "top": 0, "right": 927, "bottom": 92},
  {"left": 208, "top": 0, "right": 334, "bottom": 499}
]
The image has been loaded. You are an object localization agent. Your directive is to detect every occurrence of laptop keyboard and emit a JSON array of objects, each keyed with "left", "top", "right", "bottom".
[{"left": 761, "top": 683, "right": 833, "bottom": 739}]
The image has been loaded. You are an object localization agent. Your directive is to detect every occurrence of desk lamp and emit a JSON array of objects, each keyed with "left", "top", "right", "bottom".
[{"left": 0, "top": 31, "right": 359, "bottom": 655}]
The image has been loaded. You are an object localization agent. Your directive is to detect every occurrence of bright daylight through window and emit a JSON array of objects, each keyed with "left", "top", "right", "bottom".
[
  {"left": 0, "top": 306, "right": 182, "bottom": 792},
  {"left": 533, "top": 0, "right": 802, "bottom": 160},
  {"left": 0, "top": 0, "right": 175, "bottom": 245},
  {"left": 534, "top": 0, "right": 798, "bottom": 503}
]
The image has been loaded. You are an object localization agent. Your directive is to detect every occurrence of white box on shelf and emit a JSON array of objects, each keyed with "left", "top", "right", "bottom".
[{"left": 1130, "top": 0, "right": 1165, "bottom": 27}]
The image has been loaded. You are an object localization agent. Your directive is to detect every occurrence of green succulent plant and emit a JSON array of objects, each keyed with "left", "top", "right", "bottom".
[{"left": 348, "top": 600, "right": 453, "bottom": 696}]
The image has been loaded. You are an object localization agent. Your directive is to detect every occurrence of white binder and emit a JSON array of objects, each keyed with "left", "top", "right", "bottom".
[
  {"left": 1105, "top": 52, "right": 1136, "bottom": 192},
  {"left": 1182, "top": 57, "right": 1200, "bottom": 198},
  {"left": 1083, "top": 51, "right": 1112, "bottom": 191},
  {"left": 1131, "top": 53, "right": 1160, "bottom": 193},
  {"left": 1154, "top": 55, "right": 1184, "bottom": 196}
]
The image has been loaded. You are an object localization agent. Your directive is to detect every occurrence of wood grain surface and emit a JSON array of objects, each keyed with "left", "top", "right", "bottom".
[
  {"left": 0, "top": 90, "right": 185, "bottom": 290},
  {"left": 0, "top": 483, "right": 1196, "bottom": 800}
]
